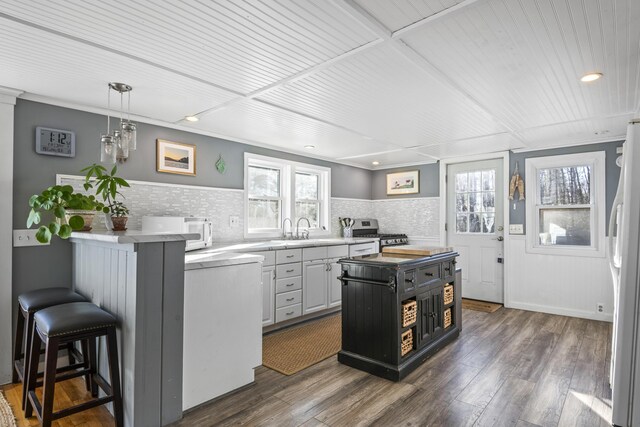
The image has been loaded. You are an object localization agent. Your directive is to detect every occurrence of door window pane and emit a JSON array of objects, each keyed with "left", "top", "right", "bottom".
[
  {"left": 456, "top": 214, "right": 468, "bottom": 233},
  {"left": 248, "top": 199, "right": 280, "bottom": 229},
  {"left": 295, "top": 172, "right": 318, "bottom": 200},
  {"left": 248, "top": 166, "right": 280, "bottom": 198},
  {"left": 538, "top": 208, "right": 591, "bottom": 246},
  {"left": 538, "top": 165, "right": 591, "bottom": 205},
  {"left": 455, "top": 169, "right": 496, "bottom": 234}
]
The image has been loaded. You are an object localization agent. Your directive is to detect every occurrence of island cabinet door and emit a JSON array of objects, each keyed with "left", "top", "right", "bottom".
[{"left": 417, "top": 286, "right": 445, "bottom": 347}]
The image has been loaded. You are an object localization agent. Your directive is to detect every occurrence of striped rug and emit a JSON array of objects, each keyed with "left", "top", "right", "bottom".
[
  {"left": 462, "top": 298, "right": 503, "bottom": 313},
  {"left": 0, "top": 391, "right": 16, "bottom": 427},
  {"left": 262, "top": 314, "right": 341, "bottom": 375}
]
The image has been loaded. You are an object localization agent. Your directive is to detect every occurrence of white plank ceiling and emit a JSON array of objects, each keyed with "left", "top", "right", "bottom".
[{"left": 0, "top": 0, "right": 637, "bottom": 169}]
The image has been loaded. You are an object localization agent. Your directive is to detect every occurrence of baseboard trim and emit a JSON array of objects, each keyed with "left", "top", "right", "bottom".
[{"left": 506, "top": 301, "right": 613, "bottom": 322}]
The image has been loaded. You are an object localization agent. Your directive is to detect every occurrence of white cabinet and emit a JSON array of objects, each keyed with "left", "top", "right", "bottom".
[
  {"left": 349, "top": 241, "right": 378, "bottom": 256},
  {"left": 261, "top": 266, "right": 275, "bottom": 326},
  {"left": 183, "top": 262, "right": 262, "bottom": 410},
  {"left": 328, "top": 258, "right": 342, "bottom": 308},
  {"left": 303, "top": 260, "right": 329, "bottom": 314},
  {"left": 302, "top": 244, "right": 349, "bottom": 315}
]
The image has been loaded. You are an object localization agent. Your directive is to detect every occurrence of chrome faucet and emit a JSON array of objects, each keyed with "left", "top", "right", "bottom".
[
  {"left": 296, "top": 217, "right": 311, "bottom": 240},
  {"left": 282, "top": 218, "right": 293, "bottom": 240}
]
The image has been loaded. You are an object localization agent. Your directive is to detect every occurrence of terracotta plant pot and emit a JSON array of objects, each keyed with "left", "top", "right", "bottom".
[
  {"left": 111, "top": 216, "right": 128, "bottom": 231},
  {"left": 64, "top": 210, "right": 96, "bottom": 232}
]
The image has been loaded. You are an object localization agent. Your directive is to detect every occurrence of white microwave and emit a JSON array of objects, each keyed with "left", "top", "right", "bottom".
[{"left": 141, "top": 216, "right": 213, "bottom": 252}]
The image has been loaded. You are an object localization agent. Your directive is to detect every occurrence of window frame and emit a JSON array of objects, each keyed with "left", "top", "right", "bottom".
[
  {"left": 525, "top": 151, "right": 606, "bottom": 257},
  {"left": 244, "top": 153, "right": 331, "bottom": 239}
]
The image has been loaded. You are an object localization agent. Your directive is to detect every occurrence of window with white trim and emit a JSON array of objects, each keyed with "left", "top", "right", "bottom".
[
  {"left": 245, "top": 153, "right": 330, "bottom": 238},
  {"left": 525, "top": 152, "right": 606, "bottom": 257}
]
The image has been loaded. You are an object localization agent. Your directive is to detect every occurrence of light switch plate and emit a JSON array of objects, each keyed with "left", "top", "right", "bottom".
[
  {"left": 229, "top": 216, "right": 239, "bottom": 227},
  {"left": 13, "top": 229, "right": 49, "bottom": 247},
  {"left": 509, "top": 224, "right": 524, "bottom": 234}
]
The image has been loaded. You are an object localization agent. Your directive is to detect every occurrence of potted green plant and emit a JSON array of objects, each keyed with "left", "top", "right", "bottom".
[
  {"left": 82, "top": 163, "right": 131, "bottom": 231},
  {"left": 27, "top": 185, "right": 106, "bottom": 243}
]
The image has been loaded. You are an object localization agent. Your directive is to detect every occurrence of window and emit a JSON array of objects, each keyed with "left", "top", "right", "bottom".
[
  {"left": 526, "top": 152, "right": 605, "bottom": 257},
  {"left": 455, "top": 169, "right": 496, "bottom": 234},
  {"left": 245, "top": 153, "right": 330, "bottom": 238}
]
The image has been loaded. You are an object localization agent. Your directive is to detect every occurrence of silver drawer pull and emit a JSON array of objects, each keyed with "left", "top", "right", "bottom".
[
  {"left": 286, "top": 255, "right": 295, "bottom": 258},
  {"left": 286, "top": 269, "right": 294, "bottom": 273},
  {"left": 355, "top": 249, "right": 368, "bottom": 252},
  {"left": 286, "top": 283, "right": 295, "bottom": 287},
  {"left": 286, "top": 298, "right": 294, "bottom": 301},
  {"left": 286, "top": 311, "right": 294, "bottom": 315}
]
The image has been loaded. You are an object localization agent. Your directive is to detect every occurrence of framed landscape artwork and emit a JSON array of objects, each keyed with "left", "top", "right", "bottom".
[
  {"left": 156, "top": 139, "right": 196, "bottom": 176},
  {"left": 387, "top": 170, "right": 420, "bottom": 195}
]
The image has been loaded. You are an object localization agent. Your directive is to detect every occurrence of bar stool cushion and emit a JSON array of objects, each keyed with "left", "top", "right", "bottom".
[
  {"left": 18, "top": 287, "right": 87, "bottom": 313},
  {"left": 34, "top": 302, "right": 117, "bottom": 338}
]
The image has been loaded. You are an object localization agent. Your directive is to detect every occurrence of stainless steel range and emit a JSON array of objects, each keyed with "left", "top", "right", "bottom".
[{"left": 351, "top": 219, "right": 409, "bottom": 251}]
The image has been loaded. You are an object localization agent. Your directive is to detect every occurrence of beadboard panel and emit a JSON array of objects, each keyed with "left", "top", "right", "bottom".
[{"left": 506, "top": 235, "right": 613, "bottom": 321}]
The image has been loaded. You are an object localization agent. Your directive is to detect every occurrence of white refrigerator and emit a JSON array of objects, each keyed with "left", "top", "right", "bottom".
[{"left": 611, "top": 118, "right": 640, "bottom": 426}]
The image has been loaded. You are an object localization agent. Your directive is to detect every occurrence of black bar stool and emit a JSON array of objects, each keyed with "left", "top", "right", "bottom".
[
  {"left": 13, "top": 287, "right": 88, "bottom": 408},
  {"left": 25, "top": 302, "right": 123, "bottom": 427}
]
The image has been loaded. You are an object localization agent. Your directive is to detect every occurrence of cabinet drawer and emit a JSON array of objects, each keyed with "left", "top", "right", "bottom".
[
  {"left": 275, "top": 304, "right": 302, "bottom": 323},
  {"left": 276, "top": 262, "right": 302, "bottom": 279},
  {"left": 349, "top": 242, "right": 377, "bottom": 257},
  {"left": 416, "top": 264, "right": 441, "bottom": 288},
  {"left": 276, "top": 249, "right": 302, "bottom": 264},
  {"left": 303, "top": 246, "right": 327, "bottom": 261},
  {"left": 246, "top": 250, "right": 275, "bottom": 266},
  {"left": 328, "top": 244, "right": 348, "bottom": 258},
  {"left": 276, "top": 276, "right": 302, "bottom": 293},
  {"left": 276, "top": 290, "right": 302, "bottom": 308}
]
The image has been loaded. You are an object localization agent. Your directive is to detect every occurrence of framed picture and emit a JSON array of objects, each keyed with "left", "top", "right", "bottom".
[
  {"left": 156, "top": 139, "right": 196, "bottom": 176},
  {"left": 386, "top": 170, "right": 420, "bottom": 195}
]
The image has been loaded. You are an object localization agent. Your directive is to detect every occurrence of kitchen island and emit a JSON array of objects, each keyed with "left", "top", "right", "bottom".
[{"left": 338, "top": 250, "right": 460, "bottom": 381}]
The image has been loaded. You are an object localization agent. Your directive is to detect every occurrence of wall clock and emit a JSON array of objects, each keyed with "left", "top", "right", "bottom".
[{"left": 35, "top": 126, "right": 76, "bottom": 157}]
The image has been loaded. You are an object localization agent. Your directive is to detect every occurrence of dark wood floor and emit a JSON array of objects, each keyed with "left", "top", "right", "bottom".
[{"left": 176, "top": 307, "right": 612, "bottom": 427}]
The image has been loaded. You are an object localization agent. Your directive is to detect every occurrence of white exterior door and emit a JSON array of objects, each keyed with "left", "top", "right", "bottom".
[{"left": 447, "top": 159, "right": 504, "bottom": 303}]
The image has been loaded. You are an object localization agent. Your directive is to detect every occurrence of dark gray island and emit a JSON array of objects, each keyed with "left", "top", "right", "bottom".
[{"left": 337, "top": 250, "right": 461, "bottom": 381}]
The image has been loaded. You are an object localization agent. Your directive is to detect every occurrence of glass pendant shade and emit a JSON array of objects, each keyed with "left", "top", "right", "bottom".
[
  {"left": 114, "top": 130, "right": 129, "bottom": 162},
  {"left": 100, "top": 134, "right": 116, "bottom": 164},
  {"left": 121, "top": 120, "right": 137, "bottom": 151}
]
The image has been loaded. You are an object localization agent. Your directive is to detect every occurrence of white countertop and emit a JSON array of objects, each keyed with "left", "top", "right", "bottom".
[
  {"left": 70, "top": 230, "right": 201, "bottom": 244},
  {"left": 183, "top": 237, "right": 378, "bottom": 269}
]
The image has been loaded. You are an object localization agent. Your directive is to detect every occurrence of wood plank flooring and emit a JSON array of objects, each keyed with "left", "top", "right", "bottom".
[
  {"left": 176, "top": 308, "right": 612, "bottom": 427},
  {"left": 2, "top": 308, "right": 612, "bottom": 426}
]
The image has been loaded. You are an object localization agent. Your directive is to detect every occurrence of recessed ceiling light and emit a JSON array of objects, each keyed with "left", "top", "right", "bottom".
[
  {"left": 594, "top": 130, "right": 610, "bottom": 135},
  {"left": 580, "top": 72, "right": 603, "bottom": 82},
  {"left": 304, "top": 145, "right": 315, "bottom": 149},
  {"left": 372, "top": 161, "right": 380, "bottom": 166},
  {"left": 184, "top": 116, "right": 199, "bottom": 122}
]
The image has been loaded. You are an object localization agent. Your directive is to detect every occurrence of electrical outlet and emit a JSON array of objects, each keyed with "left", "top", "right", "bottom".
[
  {"left": 229, "top": 216, "right": 239, "bottom": 227},
  {"left": 597, "top": 303, "right": 604, "bottom": 313},
  {"left": 13, "top": 229, "right": 49, "bottom": 247}
]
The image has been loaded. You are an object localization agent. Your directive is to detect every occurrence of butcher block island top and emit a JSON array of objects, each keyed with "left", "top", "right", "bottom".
[
  {"left": 338, "top": 249, "right": 461, "bottom": 381},
  {"left": 382, "top": 245, "right": 454, "bottom": 256}
]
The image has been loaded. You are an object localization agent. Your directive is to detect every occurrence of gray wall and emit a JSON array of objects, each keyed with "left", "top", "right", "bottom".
[
  {"left": 508, "top": 140, "right": 624, "bottom": 233},
  {"left": 12, "top": 99, "right": 372, "bottom": 299},
  {"left": 371, "top": 163, "right": 439, "bottom": 199}
]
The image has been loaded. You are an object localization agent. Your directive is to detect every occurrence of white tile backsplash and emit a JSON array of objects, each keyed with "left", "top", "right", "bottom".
[{"left": 59, "top": 176, "right": 441, "bottom": 242}]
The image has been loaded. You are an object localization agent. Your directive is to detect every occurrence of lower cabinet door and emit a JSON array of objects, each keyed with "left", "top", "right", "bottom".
[
  {"left": 303, "top": 260, "right": 329, "bottom": 314},
  {"left": 418, "top": 292, "right": 433, "bottom": 346},
  {"left": 431, "top": 285, "right": 444, "bottom": 339},
  {"left": 328, "top": 258, "right": 342, "bottom": 308},
  {"left": 262, "top": 266, "right": 275, "bottom": 326}
]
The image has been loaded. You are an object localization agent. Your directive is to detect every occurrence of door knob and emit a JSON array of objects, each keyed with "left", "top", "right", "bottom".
[{"left": 497, "top": 236, "right": 504, "bottom": 241}]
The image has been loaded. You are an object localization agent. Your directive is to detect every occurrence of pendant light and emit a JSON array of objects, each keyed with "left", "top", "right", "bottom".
[{"left": 100, "top": 82, "right": 137, "bottom": 164}]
